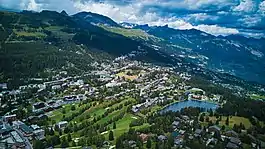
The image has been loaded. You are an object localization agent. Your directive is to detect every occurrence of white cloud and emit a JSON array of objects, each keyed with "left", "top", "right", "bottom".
[
  {"left": 233, "top": 0, "right": 257, "bottom": 13},
  {"left": 259, "top": 1, "right": 265, "bottom": 14},
  {"left": 0, "top": 0, "right": 262, "bottom": 37}
]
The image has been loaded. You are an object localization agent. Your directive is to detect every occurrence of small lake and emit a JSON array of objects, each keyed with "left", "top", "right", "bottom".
[{"left": 160, "top": 100, "right": 219, "bottom": 113}]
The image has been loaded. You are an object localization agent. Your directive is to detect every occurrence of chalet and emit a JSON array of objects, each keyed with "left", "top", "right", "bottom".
[
  {"left": 0, "top": 124, "right": 13, "bottom": 139},
  {"left": 225, "top": 130, "right": 239, "bottom": 138},
  {"left": 128, "top": 140, "right": 136, "bottom": 148},
  {"left": 27, "top": 116, "right": 38, "bottom": 123},
  {"left": 158, "top": 135, "right": 167, "bottom": 142},
  {"left": 12, "top": 121, "right": 33, "bottom": 137},
  {"left": 33, "top": 102, "right": 46, "bottom": 112},
  {"left": 33, "top": 129, "right": 45, "bottom": 140},
  {"left": 4, "top": 115, "right": 16, "bottom": 123},
  {"left": 10, "top": 131, "right": 25, "bottom": 148},
  {"left": 194, "top": 129, "right": 203, "bottom": 137},
  {"left": 226, "top": 142, "right": 238, "bottom": 149},
  {"left": 229, "top": 137, "right": 241, "bottom": 146},
  {"left": 56, "top": 121, "right": 68, "bottom": 130},
  {"left": 172, "top": 121, "right": 180, "bottom": 129},
  {"left": 0, "top": 83, "right": 7, "bottom": 90},
  {"left": 208, "top": 125, "right": 221, "bottom": 135}
]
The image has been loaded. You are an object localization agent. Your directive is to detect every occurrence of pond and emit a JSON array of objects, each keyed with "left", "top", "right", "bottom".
[{"left": 160, "top": 100, "right": 219, "bottom": 113}]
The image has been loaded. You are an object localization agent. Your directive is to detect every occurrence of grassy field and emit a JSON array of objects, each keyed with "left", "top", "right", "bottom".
[
  {"left": 116, "top": 72, "right": 138, "bottom": 81},
  {"left": 209, "top": 116, "right": 252, "bottom": 129},
  {"left": 103, "top": 113, "right": 150, "bottom": 141},
  {"left": 99, "top": 25, "right": 160, "bottom": 41},
  {"left": 250, "top": 94, "right": 265, "bottom": 100},
  {"left": 14, "top": 30, "right": 47, "bottom": 37},
  {"left": 49, "top": 103, "right": 87, "bottom": 124}
]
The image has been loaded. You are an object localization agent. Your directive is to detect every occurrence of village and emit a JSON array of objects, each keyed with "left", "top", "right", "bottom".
[{"left": 0, "top": 57, "right": 263, "bottom": 149}]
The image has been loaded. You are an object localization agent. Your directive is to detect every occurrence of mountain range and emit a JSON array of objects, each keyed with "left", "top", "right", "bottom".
[{"left": 0, "top": 10, "right": 265, "bottom": 88}]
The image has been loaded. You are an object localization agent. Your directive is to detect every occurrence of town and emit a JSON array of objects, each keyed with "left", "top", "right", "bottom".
[{"left": 0, "top": 57, "right": 264, "bottom": 149}]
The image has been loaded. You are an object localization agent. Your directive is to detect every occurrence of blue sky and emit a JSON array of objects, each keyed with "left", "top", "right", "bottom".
[{"left": 1, "top": 0, "right": 265, "bottom": 37}]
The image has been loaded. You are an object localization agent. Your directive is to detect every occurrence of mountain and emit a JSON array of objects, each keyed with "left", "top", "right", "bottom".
[
  {"left": 0, "top": 10, "right": 181, "bottom": 88},
  {"left": 60, "top": 10, "right": 68, "bottom": 16},
  {"left": 133, "top": 24, "right": 265, "bottom": 84},
  {"left": 1, "top": 9, "right": 264, "bottom": 89},
  {"left": 73, "top": 11, "right": 120, "bottom": 27}
]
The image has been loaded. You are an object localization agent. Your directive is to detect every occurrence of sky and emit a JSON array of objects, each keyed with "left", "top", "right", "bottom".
[{"left": 1, "top": 0, "right": 265, "bottom": 37}]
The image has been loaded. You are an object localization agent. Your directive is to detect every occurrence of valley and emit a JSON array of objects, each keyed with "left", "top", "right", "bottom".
[{"left": 0, "top": 9, "right": 265, "bottom": 149}]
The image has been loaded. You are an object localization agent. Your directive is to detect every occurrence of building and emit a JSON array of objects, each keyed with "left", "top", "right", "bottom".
[
  {"left": 4, "top": 115, "right": 16, "bottom": 123},
  {"left": 33, "top": 129, "right": 45, "bottom": 140},
  {"left": 158, "top": 135, "right": 167, "bottom": 142},
  {"left": 12, "top": 121, "right": 33, "bottom": 137},
  {"left": 194, "top": 129, "right": 203, "bottom": 137},
  {"left": 56, "top": 121, "right": 68, "bottom": 130}
]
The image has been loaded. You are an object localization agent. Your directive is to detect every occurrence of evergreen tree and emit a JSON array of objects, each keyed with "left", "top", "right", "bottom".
[
  {"left": 61, "top": 136, "right": 69, "bottom": 148},
  {"left": 113, "top": 122, "right": 116, "bottom": 129},
  {"left": 199, "top": 115, "right": 204, "bottom": 122},
  {"left": 146, "top": 138, "right": 152, "bottom": 148},
  {"left": 67, "top": 133, "right": 72, "bottom": 142},
  {"left": 109, "top": 130, "right": 114, "bottom": 141},
  {"left": 226, "top": 116, "right": 229, "bottom": 125},
  {"left": 33, "top": 140, "right": 45, "bottom": 149}
]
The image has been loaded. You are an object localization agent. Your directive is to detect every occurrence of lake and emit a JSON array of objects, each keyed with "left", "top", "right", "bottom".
[{"left": 160, "top": 100, "right": 219, "bottom": 113}]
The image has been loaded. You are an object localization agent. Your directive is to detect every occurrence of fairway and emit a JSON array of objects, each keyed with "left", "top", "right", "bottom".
[{"left": 209, "top": 116, "right": 252, "bottom": 129}]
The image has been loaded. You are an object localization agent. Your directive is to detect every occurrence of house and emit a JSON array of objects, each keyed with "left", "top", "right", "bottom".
[
  {"left": 174, "top": 138, "right": 183, "bottom": 146},
  {"left": 4, "top": 114, "right": 17, "bottom": 122},
  {"left": 0, "top": 124, "right": 13, "bottom": 139},
  {"left": 139, "top": 133, "right": 149, "bottom": 142},
  {"left": 226, "top": 142, "right": 239, "bottom": 149},
  {"left": 208, "top": 125, "right": 221, "bottom": 137},
  {"left": 38, "top": 114, "right": 48, "bottom": 120},
  {"left": 0, "top": 83, "right": 7, "bottom": 90},
  {"left": 33, "top": 129, "right": 45, "bottom": 140},
  {"left": 128, "top": 140, "right": 136, "bottom": 148},
  {"left": 158, "top": 135, "right": 167, "bottom": 142},
  {"left": 225, "top": 130, "right": 239, "bottom": 138},
  {"left": 27, "top": 116, "right": 38, "bottom": 123},
  {"left": 33, "top": 102, "right": 46, "bottom": 112},
  {"left": 226, "top": 137, "right": 242, "bottom": 149},
  {"left": 10, "top": 131, "right": 26, "bottom": 148},
  {"left": 12, "top": 121, "right": 33, "bottom": 137},
  {"left": 172, "top": 121, "right": 180, "bottom": 129},
  {"left": 56, "top": 121, "right": 68, "bottom": 130},
  {"left": 229, "top": 137, "right": 241, "bottom": 146},
  {"left": 194, "top": 129, "right": 203, "bottom": 137}
]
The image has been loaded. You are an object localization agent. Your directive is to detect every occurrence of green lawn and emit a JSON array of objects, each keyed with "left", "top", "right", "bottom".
[
  {"left": 14, "top": 30, "right": 46, "bottom": 37},
  {"left": 103, "top": 113, "right": 150, "bottom": 141},
  {"left": 250, "top": 94, "right": 265, "bottom": 100},
  {"left": 99, "top": 25, "right": 160, "bottom": 41},
  {"left": 49, "top": 103, "right": 86, "bottom": 124},
  {"left": 209, "top": 116, "right": 252, "bottom": 129}
]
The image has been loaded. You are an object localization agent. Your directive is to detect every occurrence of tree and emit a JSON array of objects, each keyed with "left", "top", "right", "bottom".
[
  {"left": 221, "top": 125, "right": 226, "bottom": 131},
  {"left": 113, "top": 122, "right": 116, "bottom": 129},
  {"left": 109, "top": 130, "right": 114, "bottom": 141},
  {"left": 226, "top": 116, "right": 229, "bottom": 125},
  {"left": 155, "top": 143, "right": 160, "bottom": 149},
  {"left": 67, "top": 133, "right": 72, "bottom": 142},
  {"left": 33, "top": 140, "right": 45, "bottom": 149},
  {"left": 71, "top": 105, "right": 76, "bottom": 111},
  {"left": 146, "top": 138, "right": 152, "bottom": 148},
  {"left": 61, "top": 136, "right": 69, "bottom": 148},
  {"left": 199, "top": 115, "right": 204, "bottom": 122}
]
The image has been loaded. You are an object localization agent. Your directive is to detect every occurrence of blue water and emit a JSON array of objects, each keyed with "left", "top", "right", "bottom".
[{"left": 161, "top": 100, "right": 219, "bottom": 113}]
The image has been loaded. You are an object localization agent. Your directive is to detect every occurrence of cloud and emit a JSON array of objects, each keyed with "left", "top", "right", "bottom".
[{"left": 0, "top": 0, "right": 265, "bottom": 37}]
